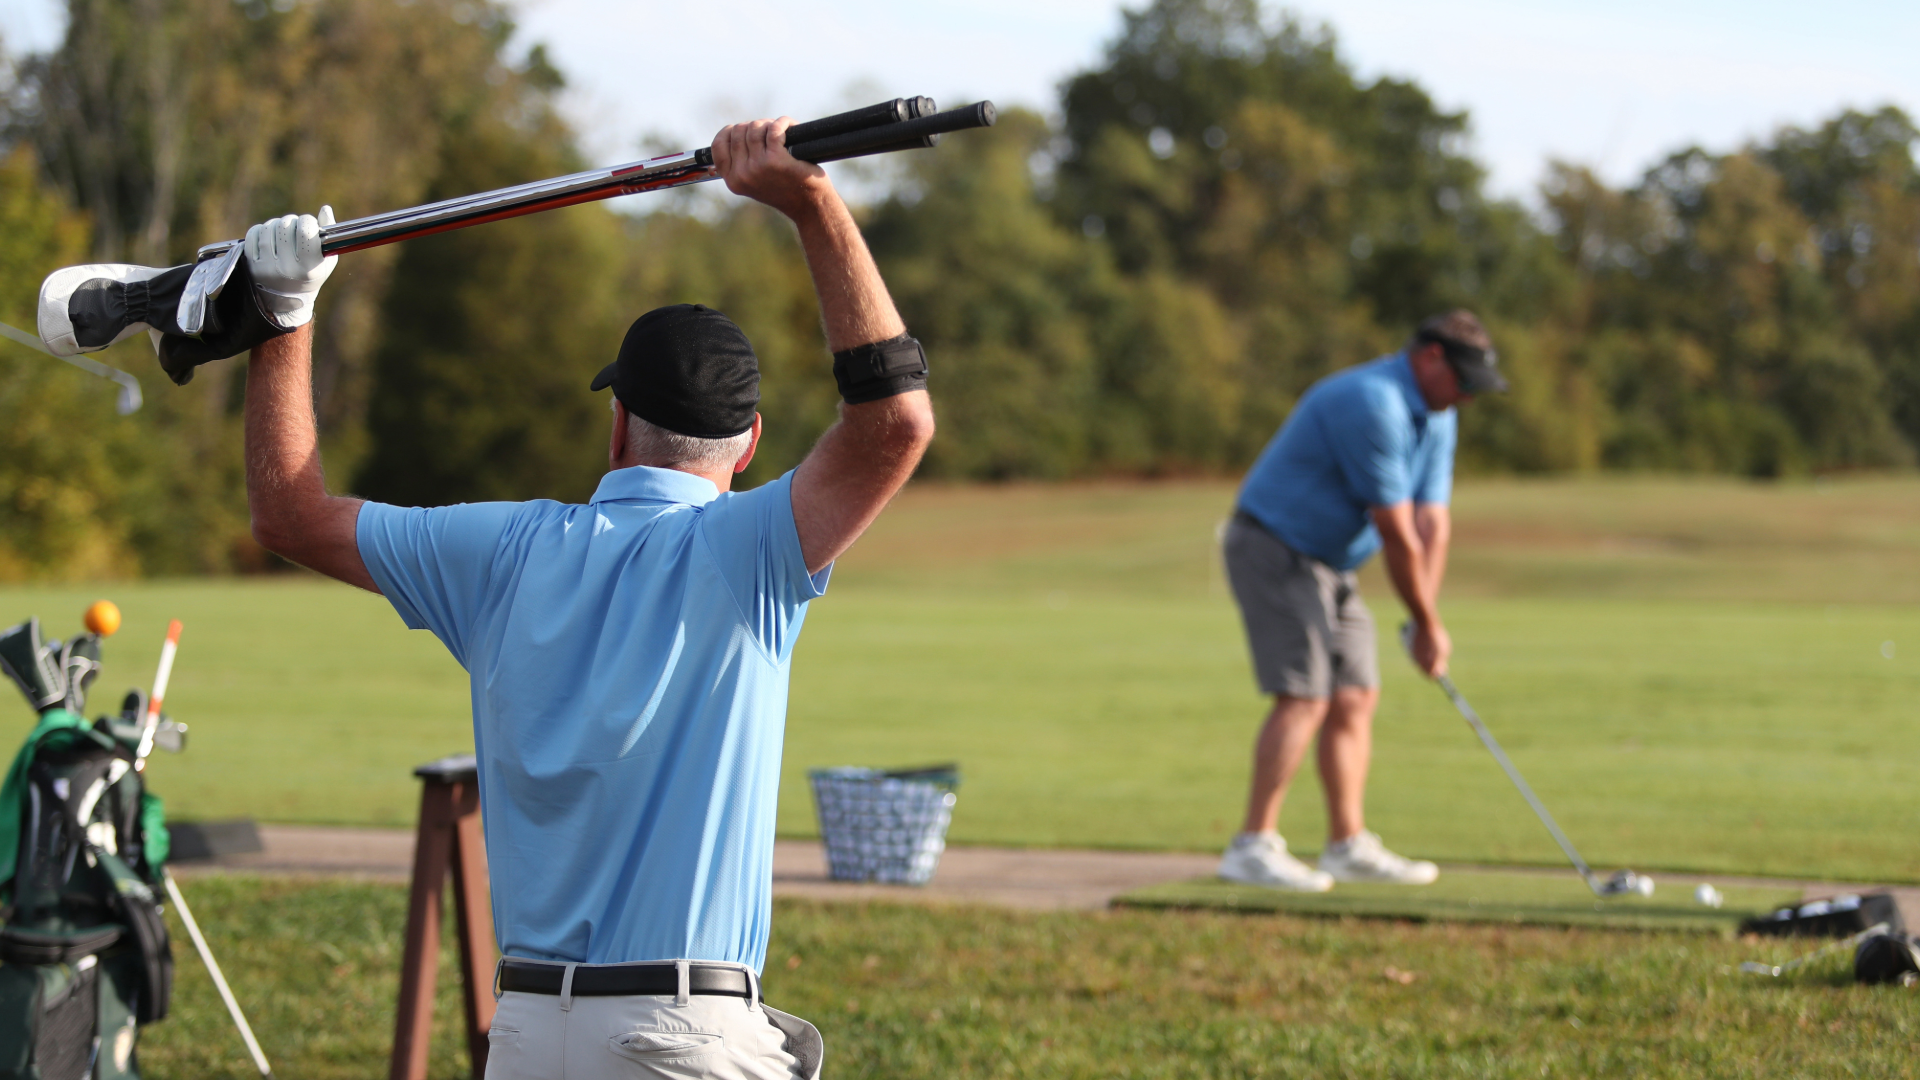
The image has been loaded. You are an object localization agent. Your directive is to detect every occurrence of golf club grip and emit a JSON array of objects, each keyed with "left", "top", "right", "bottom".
[
  {"left": 788, "top": 101, "right": 997, "bottom": 164},
  {"left": 782, "top": 97, "right": 936, "bottom": 147}
]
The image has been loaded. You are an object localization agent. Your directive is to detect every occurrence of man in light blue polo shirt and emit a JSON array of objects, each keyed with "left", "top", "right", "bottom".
[
  {"left": 233, "top": 118, "right": 935, "bottom": 1079},
  {"left": 1218, "top": 311, "right": 1506, "bottom": 893}
]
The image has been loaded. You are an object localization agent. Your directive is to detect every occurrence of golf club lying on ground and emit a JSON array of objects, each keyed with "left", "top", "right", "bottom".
[
  {"left": 1399, "top": 623, "right": 1654, "bottom": 898},
  {"left": 1739, "top": 922, "right": 1891, "bottom": 978},
  {"left": 33, "top": 96, "right": 997, "bottom": 385}
]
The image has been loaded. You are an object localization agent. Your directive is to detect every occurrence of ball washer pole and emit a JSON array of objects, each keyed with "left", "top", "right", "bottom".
[{"left": 1399, "top": 624, "right": 1652, "bottom": 898}]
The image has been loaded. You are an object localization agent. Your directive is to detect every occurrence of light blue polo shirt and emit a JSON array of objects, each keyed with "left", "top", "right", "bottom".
[
  {"left": 356, "top": 467, "right": 829, "bottom": 973},
  {"left": 1237, "top": 352, "right": 1456, "bottom": 571}
]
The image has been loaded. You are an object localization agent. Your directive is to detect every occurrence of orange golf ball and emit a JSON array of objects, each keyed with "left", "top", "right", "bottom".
[{"left": 83, "top": 600, "right": 121, "bottom": 637}]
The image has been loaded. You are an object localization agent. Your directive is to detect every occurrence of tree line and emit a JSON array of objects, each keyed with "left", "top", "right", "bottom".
[{"left": 1, "top": 0, "right": 1917, "bottom": 579}]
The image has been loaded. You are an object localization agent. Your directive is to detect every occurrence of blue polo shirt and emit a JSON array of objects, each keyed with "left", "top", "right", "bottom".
[
  {"left": 1237, "top": 352, "right": 1455, "bottom": 571},
  {"left": 356, "top": 467, "right": 829, "bottom": 973}
]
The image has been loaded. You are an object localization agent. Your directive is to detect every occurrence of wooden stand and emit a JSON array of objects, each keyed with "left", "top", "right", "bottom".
[{"left": 390, "top": 754, "right": 495, "bottom": 1080}]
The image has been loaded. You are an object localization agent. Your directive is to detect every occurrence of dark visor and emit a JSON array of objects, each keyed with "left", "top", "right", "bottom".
[{"left": 1421, "top": 334, "right": 1508, "bottom": 394}]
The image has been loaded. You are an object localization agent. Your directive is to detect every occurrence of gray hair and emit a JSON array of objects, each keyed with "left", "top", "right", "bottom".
[{"left": 616, "top": 399, "right": 752, "bottom": 472}]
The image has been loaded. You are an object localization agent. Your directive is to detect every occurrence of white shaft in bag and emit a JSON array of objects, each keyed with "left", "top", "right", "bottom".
[{"left": 135, "top": 619, "right": 182, "bottom": 767}]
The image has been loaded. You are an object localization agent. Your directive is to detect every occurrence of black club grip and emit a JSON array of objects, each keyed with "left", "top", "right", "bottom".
[
  {"left": 787, "top": 101, "right": 997, "bottom": 164},
  {"left": 783, "top": 97, "right": 937, "bottom": 146}
]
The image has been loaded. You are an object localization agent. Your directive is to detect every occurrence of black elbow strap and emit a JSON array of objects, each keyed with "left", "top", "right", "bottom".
[{"left": 833, "top": 334, "right": 928, "bottom": 404}]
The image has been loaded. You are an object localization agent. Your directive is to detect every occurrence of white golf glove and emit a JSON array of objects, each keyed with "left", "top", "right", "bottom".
[{"left": 245, "top": 205, "right": 336, "bottom": 330}]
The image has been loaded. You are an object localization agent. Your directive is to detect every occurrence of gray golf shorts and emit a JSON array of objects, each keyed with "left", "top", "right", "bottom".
[{"left": 1223, "top": 513, "right": 1379, "bottom": 698}]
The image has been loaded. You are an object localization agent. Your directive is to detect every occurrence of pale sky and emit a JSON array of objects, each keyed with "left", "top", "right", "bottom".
[{"left": 3, "top": 0, "right": 1917, "bottom": 201}]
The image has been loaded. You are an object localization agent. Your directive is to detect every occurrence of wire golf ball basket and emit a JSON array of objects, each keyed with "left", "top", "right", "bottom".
[{"left": 808, "top": 764, "right": 960, "bottom": 886}]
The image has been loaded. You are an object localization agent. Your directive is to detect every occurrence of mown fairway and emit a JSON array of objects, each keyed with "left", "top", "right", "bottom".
[
  {"left": 6, "top": 476, "right": 1920, "bottom": 880},
  {"left": 143, "top": 879, "right": 1919, "bottom": 1080}
]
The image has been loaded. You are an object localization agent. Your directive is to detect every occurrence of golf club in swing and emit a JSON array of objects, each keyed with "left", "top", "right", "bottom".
[{"left": 1398, "top": 623, "right": 1653, "bottom": 898}]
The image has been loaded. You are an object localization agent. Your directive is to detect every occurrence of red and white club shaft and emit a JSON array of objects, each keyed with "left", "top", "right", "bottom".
[{"left": 135, "top": 619, "right": 182, "bottom": 769}]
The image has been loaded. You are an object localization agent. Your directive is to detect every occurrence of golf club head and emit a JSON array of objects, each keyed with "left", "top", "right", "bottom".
[
  {"left": 152, "top": 718, "right": 188, "bottom": 753},
  {"left": 1596, "top": 869, "right": 1655, "bottom": 897}
]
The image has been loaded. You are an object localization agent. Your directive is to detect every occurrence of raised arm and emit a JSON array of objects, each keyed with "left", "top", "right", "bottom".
[
  {"left": 710, "top": 118, "right": 935, "bottom": 574},
  {"left": 242, "top": 211, "right": 377, "bottom": 591}
]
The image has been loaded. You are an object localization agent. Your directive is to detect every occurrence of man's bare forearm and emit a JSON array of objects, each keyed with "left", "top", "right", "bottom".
[
  {"left": 787, "top": 191, "right": 905, "bottom": 350},
  {"left": 245, "top": 326, "right": 376, "bottom": 590},
  {"left": 792, "top": 390, "right": 934, "bottom": 572},
  {"left": 1372, "top": 504, "right": 1438, "bottom": 627},
  {"left": 1378, "top": 533, "right": 1438, "bottom": 627},
  {"left": 1414, "top": 503, "right": 1450, "bottom": 598}
]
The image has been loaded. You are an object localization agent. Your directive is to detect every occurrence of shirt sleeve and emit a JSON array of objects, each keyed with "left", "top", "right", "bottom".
[
  {"left": 356, "top": 500, "right": 521, "bottom": 668},
  {"left": 696, "top": 471, "right": 831, "bottom": 663},
  {"left": 1325, "top": 386, "right": 1415, "bottom": 508},
  {"left": 1414, "top": 412, "right": 1457, "bottom": 505}
]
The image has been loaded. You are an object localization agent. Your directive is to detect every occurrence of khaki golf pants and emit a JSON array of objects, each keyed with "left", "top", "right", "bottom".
[{"left": 484, "top": 964, "right": 822, "bottom": 1080}]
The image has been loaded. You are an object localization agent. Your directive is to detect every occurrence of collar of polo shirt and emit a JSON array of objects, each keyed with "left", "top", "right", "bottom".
[{"left": 591, "top": 465, "right": 722, "bottom": 506}]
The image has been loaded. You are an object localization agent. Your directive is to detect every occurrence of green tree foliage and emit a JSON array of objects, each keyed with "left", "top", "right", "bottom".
[
  {"left": 1541, "top": 109, "right": 1920, "bottom": 474},
  {"left": 353, "top": 77, "right": 623, "bottom": 506},
  {"left": 8, "top": 0, "right": 1920, "bottom": 579},
  {"left": 9, "top": 0, "right": 564, "bottom": 464},
  {"left": 0, "top": 146, "right": 247, "bottom": 579},
  {"left": 1052, "top": 0, "right": 1585, "bottom": 471}
]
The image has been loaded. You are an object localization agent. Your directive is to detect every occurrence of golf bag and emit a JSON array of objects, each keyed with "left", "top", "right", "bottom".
[
  {"left": 0, "top": 619, "right": 174, "bottom": 1080},
  {"left": 36, "top": 245, "right": 289, "bottom": 386}
]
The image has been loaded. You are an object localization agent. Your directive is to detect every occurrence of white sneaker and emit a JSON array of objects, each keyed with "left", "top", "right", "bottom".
[
  {"left": 1317, "top": 830, "right": 1439, "bottom": 884},
  {"left": 1218, "top": 833, "right": 1335, "bottom": 892}
]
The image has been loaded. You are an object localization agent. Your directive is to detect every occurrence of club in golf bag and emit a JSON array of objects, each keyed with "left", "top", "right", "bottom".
[
  {"left": 0, "top": 609, "right": 268, "bottom": 1079},
  {"left": 1398, "top": 623, "right": 1652, "bottom": 898},
  {"left": 34, "top": 96, "right": 996, "bottom": 387}
]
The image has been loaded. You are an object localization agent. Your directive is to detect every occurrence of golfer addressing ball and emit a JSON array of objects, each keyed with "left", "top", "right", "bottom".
[
  {"left": 238, "top": 119, "right": 935, "bottom": 1079},
  {"left": 1217, "top": 311, "right": 1505, "bottom": 892}
]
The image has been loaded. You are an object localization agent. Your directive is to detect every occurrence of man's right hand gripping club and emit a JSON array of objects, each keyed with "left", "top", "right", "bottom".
[{"left": 247, "top": 207, "right": 337, "bottom": 329}]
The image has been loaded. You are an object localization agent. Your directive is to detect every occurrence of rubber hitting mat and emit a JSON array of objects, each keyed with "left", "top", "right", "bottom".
[{"left": 1114, "top": 869, "right": 1802, "bottom": 934}]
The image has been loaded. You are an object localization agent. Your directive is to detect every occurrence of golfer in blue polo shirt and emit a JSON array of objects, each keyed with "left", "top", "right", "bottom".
[
  {"left": 1218, "top": 311, "right": 1506, "bottom": 892},
  {"left": 234, "top": 118, "right": 936, "bottom": 1079}
]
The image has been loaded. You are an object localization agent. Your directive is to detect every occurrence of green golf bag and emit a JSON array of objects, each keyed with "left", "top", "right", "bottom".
[{"left": 0, "top": 618, "right": 176, "bottom": 1080}]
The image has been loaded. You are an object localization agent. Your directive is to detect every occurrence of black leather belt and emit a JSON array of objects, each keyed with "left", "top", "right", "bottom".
[{"left": 497, "top": 959, "right": 753, "bottom": 998}]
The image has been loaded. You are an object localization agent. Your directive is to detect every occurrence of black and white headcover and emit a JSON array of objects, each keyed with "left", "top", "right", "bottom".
[{"left": 37, "top": 241, "right": 291, "bottom": 385}]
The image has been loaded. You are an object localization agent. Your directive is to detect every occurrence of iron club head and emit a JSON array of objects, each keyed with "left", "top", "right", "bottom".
[{"left": 1595, "top": 869, "right": 1655, "bottom": 897}]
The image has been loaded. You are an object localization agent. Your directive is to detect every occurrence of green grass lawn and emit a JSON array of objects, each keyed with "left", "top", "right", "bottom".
[
  {"left": 6, "top": 476, "right": 1920, "bottom": 880},
  {"left": 141, "top": 878, "right": 1920, "bottom": 1080}
]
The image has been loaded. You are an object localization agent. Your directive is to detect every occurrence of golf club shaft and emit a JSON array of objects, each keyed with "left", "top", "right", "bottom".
[
  {"left": 313, "top": 99, "right": 995, "bottom": 256},
  {"left": 1433, "top": 673, "right": 1598, "bottom": 885},
  {"left": 1739, "top": 921, "right": 1891, "bottom": 977},
  {"left": 164, "top": 872, "right": 273, "bottom": 1077}
]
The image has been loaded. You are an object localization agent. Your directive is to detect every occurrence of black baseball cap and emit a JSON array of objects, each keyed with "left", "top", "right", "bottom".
[
  {"left": 1416, "top": 327, "right": 1508, "bottom": 395},
  {"left": 590, "top": 304, "right": 760, "bottom": 438}
]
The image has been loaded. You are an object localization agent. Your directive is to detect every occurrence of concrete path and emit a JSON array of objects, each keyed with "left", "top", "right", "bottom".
[
  {"left": 179, "top": 826, "right": 1219, "bottom": 909},
  {"left": 173, "top": 825, "right": 1919, "bottom": 922}
]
